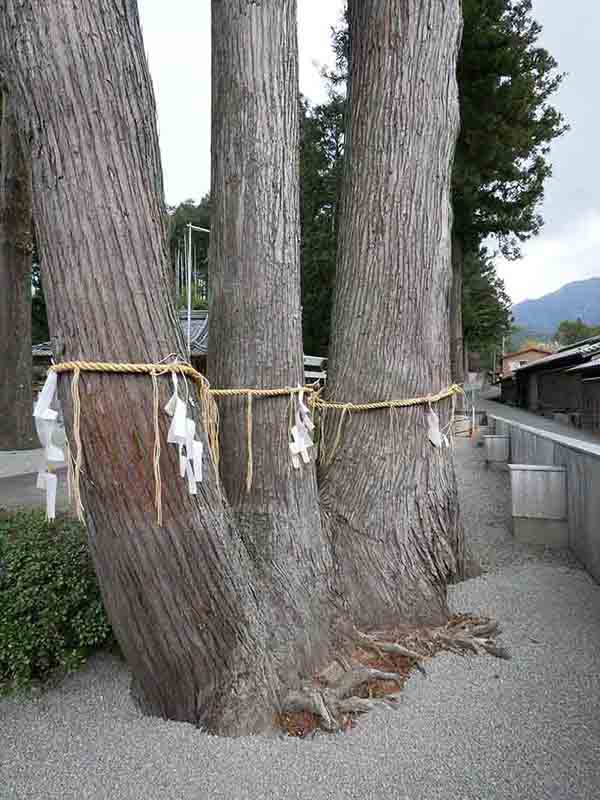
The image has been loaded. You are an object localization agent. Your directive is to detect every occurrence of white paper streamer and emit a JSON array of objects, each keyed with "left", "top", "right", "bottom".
[
  {"left": 37, "top": 472, "right": 57, "bottom": 521},
  {"left": 178, "top": 444, "right": 187, "bottom": 477},
  {"left": 33, "top": 372, "right": 64, "bottom": 520},
  {"left": 33, "top": 371, "right": 58, "bottom": 418},
  {"left": 167, "top": 398, "right": 188, "bottom": 444},
  {"left": 164, "top": 372, "right": 179, "bottom": 416},
  {"left": 192, "top": 440, "right": 203, "bottom": 483},
  {"left": 427, "top": 407, "right": 443, "bottom": 448},
  {"left": 185, "top": 459, "right": 198, "bottom": 495},
  {"left": 163, "top": 371, "right": 203, "bottom": 495},
  {"left": 289, "top": 388, "right": 314, "bottom": 467}
]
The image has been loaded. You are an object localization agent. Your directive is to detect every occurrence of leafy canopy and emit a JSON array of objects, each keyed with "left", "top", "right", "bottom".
[
  {"left": 299, "top": 1, "right": 564, "bottom": 359},
  {"left": 555, "top": 319, "right": 600, "bottom": 347}
]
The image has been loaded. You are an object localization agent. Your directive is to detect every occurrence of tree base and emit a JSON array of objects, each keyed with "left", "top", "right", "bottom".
[{"left": 278, "top": 613, "right": 508, "bottom": 737}]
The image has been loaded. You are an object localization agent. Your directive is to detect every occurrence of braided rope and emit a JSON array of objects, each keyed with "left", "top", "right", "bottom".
[
  {"left": 210, "top": 386, "right": 307, "bottom": 398},
  {"left": 51, "top": 362, "right": 462, "bottom": 409},
  {"left": 49, "top": 361, "right": 463, "bottom": 512},
  {"left": 150, "top": 370, "right": 163, "bottom": 526},
  {"left": 311, "top": 383, "right": 463, "bottom": 412}
]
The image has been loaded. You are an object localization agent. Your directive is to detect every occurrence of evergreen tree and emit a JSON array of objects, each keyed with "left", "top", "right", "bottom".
[
  {"left": 555, "top": 319, "right": 600, "bottom": 347},
  {"left": 300, "top": 96, "right": 344, "bottom": 355},
  {"left": 299, "top": 0, "right": 565, "bottom": 372}
]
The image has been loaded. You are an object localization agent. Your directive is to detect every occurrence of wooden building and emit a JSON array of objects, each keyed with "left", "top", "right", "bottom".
[
  {"left": 501, "top": 346, "right": 551, "bottom": 377},
  {"left": 500, "top": 336, "right": 600, "bottom": 433},
  {"left": 32, "top": 309, "right": 326, "bottom": 386}
]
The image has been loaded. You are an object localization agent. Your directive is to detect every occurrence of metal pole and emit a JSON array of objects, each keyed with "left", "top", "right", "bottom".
[{"left": 187, "top": 223, "right": 192, "bottom": 359}]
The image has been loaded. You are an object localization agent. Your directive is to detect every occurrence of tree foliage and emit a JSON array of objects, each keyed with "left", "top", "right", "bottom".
[
  {"left": 300, "top": 0, "right": 564, "bottom": 360},
  {"left": 168, "top": 195, "right": 211, "bottom": 308},
  {"left": 454, "top": 0, "right": 566, "bottom": 258},
  {"left": 300, "top": 96, "right": 344, "bottom": 355},
  {"left": 463, "top": 248, "right": 512, "bottom": 364},
  {"left": 555, "top": 318, "right": 600, "bottom": 347}
]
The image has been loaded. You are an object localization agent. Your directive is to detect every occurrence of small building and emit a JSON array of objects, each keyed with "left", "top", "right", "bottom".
[
  {"left": 500, "top": 335, "right": 600, "bottom": 433},
  {"left": 501, "top": 346, "right": 552, "bottom": 377},
  {"left": 32, "top": 309, "right": 326, "bottom": 385}
]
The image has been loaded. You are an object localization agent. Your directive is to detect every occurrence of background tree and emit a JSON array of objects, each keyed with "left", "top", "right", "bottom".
[
  {"left": 300, "top": 95, "right": 344, "bottom": 356},
  {"left": 209, "top": 0, "right": 332, "bottom": 680},
  {"left": 319, "top": 0, "right": 464, "bottom": 627},
  {"left": 168, "top": 194, "right": 211, "bottom": 308},
  {"left": 299, "top": 0, "right": 564, "bottom": 380},
  {"left": 0, "top": 89, "right": 37, "bottom": 450},
  {"left": 462, "top": 248, "right": 512, "bottom": 370},
  {"left": 555, "top": 319, "right": 600, "bottom": 347},
  {"left": 31, "top": 248, "right": 49, "bottom": 344},
  {"left": 451, "top": 0, "right": 566, "bottom": 380}
]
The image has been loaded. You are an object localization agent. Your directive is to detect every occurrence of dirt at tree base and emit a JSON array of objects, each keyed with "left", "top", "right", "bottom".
[{"left": 276, "top": 613, "right": 506, "bottom": 738}]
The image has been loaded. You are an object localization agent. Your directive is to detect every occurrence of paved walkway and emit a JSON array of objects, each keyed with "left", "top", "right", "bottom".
[
  {"left": 1, "top": 440, "right": 599, "bottom": 799},
  {"left": 0, "top": 435, "right": 67, "bottom": 512},
  {"left": 479, "top": 396, "right": 600, "bottom": 452},
  {"left": 0, "top": 469, "right": 69, "bottom": 513}
]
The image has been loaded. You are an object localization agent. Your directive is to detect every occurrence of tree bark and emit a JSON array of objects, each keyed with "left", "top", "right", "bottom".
[
  {"left": 450, "top": 232, "right": 466, "bottom": 385},
  {"left": 209, "top": 0, "right": 332, "bottom": 678},
  {"left": 320, "top": 0, "right": 465, "bottom": 629},
  {"left": 0, "top": 90, "right": 37, "bottom": 450},
  {"left": 0, "top": 0, "right": 285, "bottom": 735}
]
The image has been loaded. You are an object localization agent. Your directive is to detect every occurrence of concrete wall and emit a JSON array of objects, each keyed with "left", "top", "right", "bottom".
[
  {"left": 511, "top": 427, "right": 555, "bottom": 466},
  {"left": 490, "top": 414, "right": 600, "bottom": 583},
  {"left": 554, "top": 444, "right": 600, "bottom": 582}
]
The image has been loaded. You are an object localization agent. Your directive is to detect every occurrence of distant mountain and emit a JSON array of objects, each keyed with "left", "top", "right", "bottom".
[{"left": 512, "top": 277, "right": 600, "bottom": 335}]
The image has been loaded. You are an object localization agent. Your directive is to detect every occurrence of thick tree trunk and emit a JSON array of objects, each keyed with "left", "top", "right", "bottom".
[
  {"left": 450, "top": 232, "right": 466, "bottom": 385},
  {"left": 209, "top": 0, "right": 332, "bottom": 678},
  {"left": 0, "top": 91, "right": 37, "bottom": 450},
  {"left": 0, "top": 0, "right": 284, "bottom": 735},
  {"left": 320, "top": 0, "right": 465, "bottom": 629}
]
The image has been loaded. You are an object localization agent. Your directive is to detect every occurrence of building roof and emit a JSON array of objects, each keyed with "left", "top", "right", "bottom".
[
  {"left": 32, "top": 310, "right": 326, "bottom": 369},
  {"left": 567, "top": 357, "right": 600, "bottom": 375},
  {"left": 502, "top": 347, "right": 552, "bottom": 360},
  {"left": 180, "top": 310, "right": 208, "bottom": 356},
  {"left": 516, "top": 337, "right": 600, "bottom": 374},
  {"left": 33, "top": 312, "right": 210, "bottom": 359}
]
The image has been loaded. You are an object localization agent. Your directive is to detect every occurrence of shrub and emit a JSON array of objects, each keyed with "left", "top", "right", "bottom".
[{"left": 0, "top": 510, "right": 114, "bottom": 692}]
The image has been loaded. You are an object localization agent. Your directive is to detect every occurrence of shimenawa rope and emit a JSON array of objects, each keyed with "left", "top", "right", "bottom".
[{"left": 48, "top": 361, "right": 462, "bottom": 524}]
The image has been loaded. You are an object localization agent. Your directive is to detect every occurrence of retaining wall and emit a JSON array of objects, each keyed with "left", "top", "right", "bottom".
[{"left": 489, "top": 414, "right": 600, "bottom": 582}]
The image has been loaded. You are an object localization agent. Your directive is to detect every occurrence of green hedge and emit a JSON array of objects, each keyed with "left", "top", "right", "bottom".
[{"left": 0, "top": 510, "right": 114, "bottom": 692}]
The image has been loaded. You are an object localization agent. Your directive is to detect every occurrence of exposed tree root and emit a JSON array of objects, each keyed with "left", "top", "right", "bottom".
[{"left": 277, "top": 613, "right": 509, "bottom": 737}]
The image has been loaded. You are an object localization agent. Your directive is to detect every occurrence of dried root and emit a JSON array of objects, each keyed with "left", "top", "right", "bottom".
[{"left": 278, "top": 613, "right": 508, "bottom": 737}]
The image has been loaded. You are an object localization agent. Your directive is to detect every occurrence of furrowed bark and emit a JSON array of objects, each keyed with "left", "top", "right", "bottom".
[
  {"left": 320, "top": 0, "right": 465, "bottom": 628},
  {"left": 209, "top": 0, "right": 332, "bottom": 680},
  {"left": 0, "top": 90, "right": 37, "bottom": 450},
  {"left": 0, "top": 0, "right": 281, "bottom": 735},
  {"left": 450, "top": 233, "right": 466, "bottom": 386}
]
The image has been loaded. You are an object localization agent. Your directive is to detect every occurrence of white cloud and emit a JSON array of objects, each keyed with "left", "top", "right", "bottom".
[{"left": 496, "top": 211, "right": 600, "bottom": 304}]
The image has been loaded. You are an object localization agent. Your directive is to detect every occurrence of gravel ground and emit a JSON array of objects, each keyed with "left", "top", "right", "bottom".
[{"left": 2, "top": 440, "right": 600, "bottom": 800}]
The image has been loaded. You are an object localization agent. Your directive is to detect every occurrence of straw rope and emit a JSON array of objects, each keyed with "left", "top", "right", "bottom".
[
  {"left": 310, "top": 383, "right": 463, "bottom": 412},
  {"left": 70, "top": 367, "right": 85, "bottom": 522},
  {"left": 48, "top": 361, "right": 463, "bottom": 519},
  {"left": 245, "top": 393, "right": 253, "bottom": 493},
  {"left": 150, "top": 370, "right": 163, "bottom": 526}
]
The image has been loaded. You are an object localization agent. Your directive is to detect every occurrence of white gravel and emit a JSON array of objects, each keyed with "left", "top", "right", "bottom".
[{"left": 2, "top": 440, "right": 600, "bottom": 800}]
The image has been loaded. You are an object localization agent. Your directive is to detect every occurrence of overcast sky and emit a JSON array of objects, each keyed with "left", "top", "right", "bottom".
[{"left": 138, "top": 0, "right": 598, "bottom": 305}]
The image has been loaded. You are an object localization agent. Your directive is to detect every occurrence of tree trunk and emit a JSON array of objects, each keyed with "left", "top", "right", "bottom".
[
  {"left": 209, "top": 0, "right": 332, "bottom": 679},
  {"left": 0, "top": 90, "right": 37, "bottom": 450},
  {"left": 450, "top": 232, "right": 466, "bottom": 385},
  {"left": 0, "top": 0, "right": 285, "bottom": 735},
  {"left": 319, "top": 0, "right": 465, "bottom": 629}
]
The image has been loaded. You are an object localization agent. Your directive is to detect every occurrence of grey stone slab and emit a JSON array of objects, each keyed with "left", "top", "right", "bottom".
[
  {"left": 513, "top": 517, "right": 569, "bottom": 547},
  {"left": 508, "top": 465, "right": 567, "bottom": 520}
]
